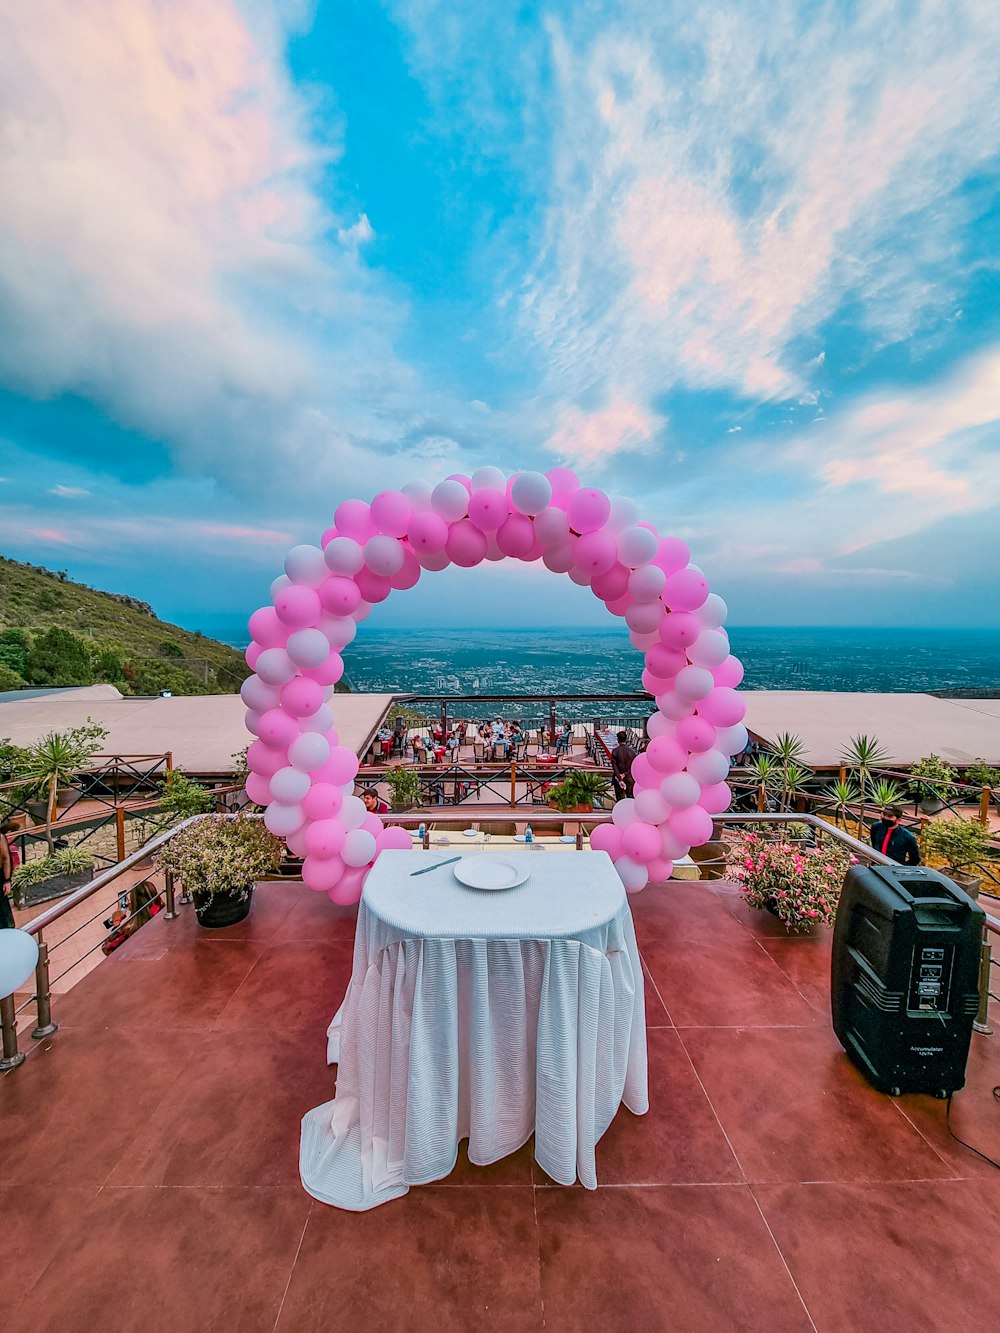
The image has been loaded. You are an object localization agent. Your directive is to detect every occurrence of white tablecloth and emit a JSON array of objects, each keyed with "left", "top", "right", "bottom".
[{"left": 299, "top": 849, "right": 648, "bottom": 1210}]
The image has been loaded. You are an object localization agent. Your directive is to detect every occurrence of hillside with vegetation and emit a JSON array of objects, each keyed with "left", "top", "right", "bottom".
[{"left": 0, "top": 556, "right": 249, "bottom": 696}]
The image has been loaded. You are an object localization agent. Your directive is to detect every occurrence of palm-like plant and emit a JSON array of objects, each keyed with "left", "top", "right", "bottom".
[
  {"left": 827, "top": 778, "right": 862, "bottom": 831},
  {"left": 747, "top": 754, "right": 780, "bottom": 810},
  {"left": 841, "top": 734, "right": 890, "bottom": 828},
  {"left": 867, "top": 778, "right": 907, "bottom": 812},
  {"left": 771, "top": 732, "right": 806, "bottom": 767},
  {"left": 779, "top": 761, "right": 810, "bottom": 811},
  {"left": 18, "top": 722, "right": 107, "bottom": 851}
]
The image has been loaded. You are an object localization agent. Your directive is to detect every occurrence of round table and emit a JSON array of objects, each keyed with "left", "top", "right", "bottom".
[{"left": 300, "top": 849, "right": 648, "bottom": 1210}]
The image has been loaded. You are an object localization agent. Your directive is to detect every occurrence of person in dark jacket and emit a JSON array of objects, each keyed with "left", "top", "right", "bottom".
[
  {"left": 869, "top": 805, "right": 921, "bottom": 865},
  {"left": 610, "top": 731, "right": 637, "bottom": 802}
]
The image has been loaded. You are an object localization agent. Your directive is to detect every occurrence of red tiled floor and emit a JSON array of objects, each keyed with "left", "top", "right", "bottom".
[
  {"left": 0, "top": 1186, "right": 102, "bottom": 1323},
  {"left": 275, "top": 1187, "right": 543, "bottom": 1332},
  {"left": 7, "top": 1186, "right": 310, "bottom": 1333},
  {"left": 438, "top": 1136, "right": 535, "bottom": 1187},
  {"left": 643, "top": 936, "right": 820, "bottom": 1028},
  {"left": 681, "top": 1025, "right": 958, "bottom": 1184},
  {"left": 758, "top": 935, "right": 834, "bottom": 1016},
  {"left": 641, "top": 955, "right": 673, "bottom": 1025},
  {"left": 755, "top": 1179, "right": 1000, "bottom": 1333},
  {"left": 534, "top": 1185, "right": 812, "bottom": 1332},
  {"left": 213, "top": 940, "right": 355, "bottom": 1031},
  {"left": 892, "top": 1030, "right": 1000, "bottom": 1181}
]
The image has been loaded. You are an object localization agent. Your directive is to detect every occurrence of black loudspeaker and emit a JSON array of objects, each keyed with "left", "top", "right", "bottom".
[{"left": 831, "top": 864, "right": 984, "bottom": 1096}]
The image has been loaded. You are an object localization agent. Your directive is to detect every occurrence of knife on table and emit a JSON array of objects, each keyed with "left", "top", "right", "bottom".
[{"left": 410, "top": 856, "right": 461, "bottom": 877}]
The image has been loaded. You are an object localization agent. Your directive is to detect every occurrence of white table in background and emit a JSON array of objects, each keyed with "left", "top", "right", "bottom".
[{"left": 300, "top": 848, "right": 648, "bottom": 1211}]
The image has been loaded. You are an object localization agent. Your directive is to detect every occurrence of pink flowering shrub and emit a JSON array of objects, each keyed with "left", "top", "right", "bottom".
[{"left": 727, "top": 831, "right": 857, "bottom": 932}]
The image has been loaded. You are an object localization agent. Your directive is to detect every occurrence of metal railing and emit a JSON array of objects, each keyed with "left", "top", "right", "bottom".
[{"left": 4, "top": 809, "right": 996, "bottom": 1074}]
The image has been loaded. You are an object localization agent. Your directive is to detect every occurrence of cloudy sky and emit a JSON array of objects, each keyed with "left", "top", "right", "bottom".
[{"left": 1, "top": 0, "right": 999, "bottom": 633}]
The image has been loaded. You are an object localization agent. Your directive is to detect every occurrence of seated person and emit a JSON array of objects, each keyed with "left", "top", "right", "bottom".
[
  {"left": 411, "top": 733, "right": 427, "bottom": 763},
  {"left": 555, "top": 722, "right": 572, "bottom": 754},
  {"left": 362, "top": 788, "right": 390, "bottom": 816},
  {"left": 102, "top": 880, "right": 164, "bottom": 955},
  {"left": 445, "top": 732, "right": 460, "bottom": 757},
  {"left": 376, "top": 725, "right": 393, "bottom": 761}
]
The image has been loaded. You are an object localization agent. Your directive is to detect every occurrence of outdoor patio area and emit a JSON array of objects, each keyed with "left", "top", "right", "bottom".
[{"left": 2, "top": 876, "right": 998, "bottom": 1332}]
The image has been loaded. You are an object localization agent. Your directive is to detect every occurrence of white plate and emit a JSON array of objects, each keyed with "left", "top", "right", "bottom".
[
  {"left": 559, "top": 835, "right": 576, "bottom": 844},
  {"left": 454, "top": 855, "right": 529, "bottom": 891},
  {"left": 462, "top": 828, "right": 478, "bottom": 837}
]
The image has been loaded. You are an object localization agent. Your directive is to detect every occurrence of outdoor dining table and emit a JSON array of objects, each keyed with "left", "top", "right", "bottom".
[{"left": 300, "top": 848, "right": 648, "bottom": 1211}]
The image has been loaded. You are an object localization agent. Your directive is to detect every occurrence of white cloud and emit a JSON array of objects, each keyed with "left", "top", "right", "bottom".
[
  {"left": 337, "top": 213, "right": 375, "bottom": 248},
  {"left": 548, "top": 397, "right": 660, "bottom": 466},
  {"left": 49, "top": 484, "right": 91, "bottom": 499}
]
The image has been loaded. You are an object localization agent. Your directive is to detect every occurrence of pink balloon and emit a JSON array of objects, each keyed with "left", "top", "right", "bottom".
[
  {"left": 545, "top": 466, "right": 580, "bottom": 506},
  {"left": 628, "top": 565, "right": 666, "bottom": 602},
  {"left": 700, "top": 781, "right": 732, "bottom": 815},
  {"left": 320, "top": 526, "right": 337, "bottom": 549},
  {"left": 389, "top": 547, "right": 421, "bottom": 590},
  {"left": 445, "top": 519, "right": 488, "bottom": 567},
  {"left": 279, "top": 676, "right": 325, "bottom": 719},
  {"left": 245, "top": 642, "right": 262, "bottom": 670},
  {"left": 698, "top": 687, "right": 746, "bottom": 728},
  {"left": 319, "top": 576, "right": 361, "bottom": 616},
  {"left": 630, "top": 752, "right": 657, "bottom": 790},
  {"left": 407, "top": 510, "right": 450, "bottom": 553},
  {"left": 646, "top": 856, "right": 674, "bottom": 883},
  {"left": 370, "top": 490, "right": 414, "bottom": 538},
  {"left": 605, "top": 593, "right": 632, "bottom": 617},
  {"left": 302, "top": 855, "right": 346, "bottom": 892},
  {"left": 315, "top": 746, "right": 359, "bottom": 787},
  {"left": 521, "top": 537, "right": 545, "bottom": 563},
  {"left": 646, "top": 712, "right": 671, "bottom": 739},
  {"left": 655, "top": 688, "right": 694, "bottom": 722},
  {"left": 574, "top": 530, "right": 618, "bottom": 576},
  {"left": 305, "top": 820, "right": 347, "bottom": 860},
  {"left": 248, "top": 606, "right": 286, "bottom": 648},
  {"left": 659, "top": 612, "right": 701, "bottom": 649},
  {"left": 377, "top": 826, "right": 412, "bottom": 852},
  {"left": 676, "top": 716, "right": 717, "bottom": 753},
  {"left": 247, "top": 740, "right": 287, "bottom": 778},
  {"left": 244, "top": 772, "right": 271, "bottom": 805},
  {"left": 589, "top": 823, "right": 624, "bottom": 860},
  {"left": 653, "top": 537, "right": 690, "bottom": 575},
  {"left": 255, "top": 709, "right": 299, "bottom": 749},
  {"left": 334, "top": 499, "right": 376, "bottom": 542},
  {"left": 660, "top": 826, "right": 690, "bottom": 861},
  {"left": 591, "top": 562, "right": 631, "bottom": 601},
  {"left": 274, "top": 585, "right": 321, "bottom": 629},
  {"left": 641, "top": 668, "right": 673, "bottom": 696},
  {"left": 542, "top": 542, "right": 574, "bottom": 573},
  {"left": 467, "top": 488, "right": 509, "bottom": 531},
  {"left": 361, "top": 812, "right": 384, "bottom": 837},
  {"left": 566, "top": 487, "right": 612, "bottom": 534},
  {"left": 663, "top": 567, "right": 709, "bottom": 612},
  {"left": 446, "top": 472, "right": 473, "bottom": 493},
  {"left": 647, "top": 642, "right": 686, "bottom": 678},
  {"left": 302, "top": 654, "right": 345, "bottom": 686},
  {"left": 534, "top": 506, "right": 570, "bottom": 546},
  {"left": 622, "top": 821, "right": 662, "bottom": 864},
  {"left": 712, "top": 655, "right": 745, "bottom": 688},
  {"left": 625, "top": 601, "right": 665, "bottom": 634},
  {"left": 301, "top": 782, "right": 344, "bottom": 821},
  {"left": 668, "top": 805, "right": 714, "bottom": 847},
  {"left": 329, "top": 866, "right": 366, "bottom": 905},
  {"left": 646, "top": 734, "right": 686, "bottom": 774},
  {"left": 496, "top": 513, "right": 535, "bottom": 557}
]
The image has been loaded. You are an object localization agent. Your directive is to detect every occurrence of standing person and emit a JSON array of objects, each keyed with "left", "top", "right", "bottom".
[
  {"left": 1, "top": 818, "right": 18, "bottom": 929},
  {"left": 869, "top": 806, "right": 921, "bottom": 865},
  {"left": 610, "top": 731, "right": 637, "bottom": 802}
]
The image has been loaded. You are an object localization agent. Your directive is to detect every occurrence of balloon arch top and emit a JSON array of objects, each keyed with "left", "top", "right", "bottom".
[{"left": 241, "top": 466, "right": 747, "bottom": 905}]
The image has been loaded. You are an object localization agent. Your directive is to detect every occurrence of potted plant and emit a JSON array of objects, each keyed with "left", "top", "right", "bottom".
[
  {"left": 548, "top": 770, "right": 611, "bottom": 812},
  {"left": 909, "top": 754, "right": 956, "bottom": 814},
  {"left": 920, "top": 817, "right": 993, "bottom": 898},
  {"left": 155, "top": 815, "right": 282, "bottom": 928},
  {"left": 727, "top": 831, "right": 856, "bottom": 933},
  {"left": 16, "top": 721, "right": 107, "bottom": 848},
  {"left": 11, "top": 847, "right": 94, "bottom": 908},
  {"left": 384, "top": 765, "right": 422, "bottom": 812},
  {"left": 965, "top": 760, "right": 999, "bottom": 792}
]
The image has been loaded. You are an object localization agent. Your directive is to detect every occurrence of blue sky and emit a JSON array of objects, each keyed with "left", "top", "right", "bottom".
[{"left": 1, "top": 0, "right": 999, "bottom": 633}]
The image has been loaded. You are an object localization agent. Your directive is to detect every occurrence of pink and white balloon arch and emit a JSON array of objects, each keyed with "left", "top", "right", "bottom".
[{"left": 242, "top": 467, "right": 747, "bottom": 905}]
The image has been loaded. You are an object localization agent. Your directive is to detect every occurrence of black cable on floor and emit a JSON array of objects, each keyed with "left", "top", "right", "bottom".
[{"left": 945, "top": 1089, "right": 1000, "bottom": 1171}]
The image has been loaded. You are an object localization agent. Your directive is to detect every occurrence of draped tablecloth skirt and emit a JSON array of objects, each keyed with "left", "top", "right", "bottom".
[{"left": 300, "top": 849, "right": 647, "bottom": 1211}]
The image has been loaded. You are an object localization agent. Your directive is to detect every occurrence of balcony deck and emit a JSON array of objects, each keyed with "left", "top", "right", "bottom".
[{"left": 2, "top": 878, "right": 998, "bottom": 1332}]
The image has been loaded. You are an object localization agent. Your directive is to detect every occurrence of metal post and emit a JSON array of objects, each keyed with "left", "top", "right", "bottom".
[
  {"left": 163, "top": 867, "right": 177, "bottom": 921},
  {"left": 31, "top": 938, "right": 58, "bottom": 1040},
  {"left": 115, "top": 806, "right": 126, "bottom": 862},
  {"left": 441, "top": 701, "right": 448, "bottom": 739},
  {"left": 510, "top": 759, "right": 517, "bottom": 809},
  {"left": 0, "top": 994, "right": 24, "bottom": 1071},
  {"left": 980, "top": 785, "right": 990, "bottom": 828},
  {"left": 974, "top": 934, "right": 994, "bottom": 1036},
  {"left": 549, "top": 700, "right": 556, "bottom": 751}
]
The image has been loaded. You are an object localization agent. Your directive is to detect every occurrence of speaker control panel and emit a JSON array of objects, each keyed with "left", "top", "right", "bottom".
[{"left": 908, "top": 945, "right": 954, "bottom": 1012}]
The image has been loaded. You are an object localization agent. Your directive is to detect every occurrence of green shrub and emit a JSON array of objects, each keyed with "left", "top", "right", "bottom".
[
  {"left": 26, "top": 626, "right": 94, "bottom": 686},
  {"left": 385, "top": 766, "right": 422, "bottom": 806},
  {"left": 920, "top": 818, "right": 992, "bottom": 872},
  {"left": 0, "top": 662, "right": 25, "bottom": 690},
  {"left": 12, "top": 847, "right": 94, "bottom": 891}
]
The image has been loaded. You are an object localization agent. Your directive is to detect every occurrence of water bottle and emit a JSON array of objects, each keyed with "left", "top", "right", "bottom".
[
  {"left": 418, "top": 822, "right": 426, "bottom": 847},
  {"left": 524, "top": 824, "right": 533, "bottom": 847}
]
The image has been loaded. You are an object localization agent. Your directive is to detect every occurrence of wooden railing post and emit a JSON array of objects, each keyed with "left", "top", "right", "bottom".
[
  {"left": 980, "top": 786, "right": 990, "bottom": 828},
  {"left": 116, "top": 806, "right": 126, "bottom": 862},
  {"left": 510, "top": 759, "right": 517, "bottom": 809}
]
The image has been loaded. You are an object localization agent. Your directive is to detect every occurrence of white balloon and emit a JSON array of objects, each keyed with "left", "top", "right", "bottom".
[
  {"left": 431, "top": 479, "right": 469, "bottom": 521},
  {"left": 244, "top": 709, "right": 263, "bottom": 737},
  {"left": 270, "top": 766, "right": 311, "bottom": 804},
  {"left": 510, "top": 471, "right": 552, "bottom": 515},
  {"left": 264, "top": 801, "right": 305, "bottom": 837},
  {"left": 542, "top": 543, "right": 574, "bottom": 574},
  {"left": 715, "top": 722, "right": 749, "bottom": 757},
  {"left": 630, "top": 629, "right": 660, "bottom": 650},
  {"left": 483, "top": 535, "right": 505, "bottom": 561},
  {"left": 656, "top": 690, "right": 694, "bottom": 720},
  {"left": 697, "top": 593, "right": 728, "bottom": 627},
  {"left": 0, "top": 928, "right": 39, "bottom": 995},
  {"left": 659, "top": 772, "right": 700, "bottom": 808},
  {"left": 416, "top": 548, "right": 450, "bottom": 571},
  {"left": 635, "top": 788, "right": 670, "bottom": 824},
  {"left": 364, "top": 535, "right": 405, "bottom": 577},
  {"left": 285, "top": 544, "right": 328, "bottom": 587},
  {"left": 401, "top": 479, "right": 434, "bottom": 509},
  {"left": 628, "top": 565, "right": 667, "bottom": 602},
  {"left": 625, "top": 601, "right": 664, "bottom": 634},
  {"left": 688, "top": 629, "right": 730, "bottom": 668},
  {"left": 240, "top": 674, "right": 280, "bottom": 712},
  {"left": 300, "top": 704, "right": 335, "bottom": 735},
  {"left": 288, "top": 732, "right": 331, "bottom": 773},
  {"left": 471, "top": 466, "right": 506, "bottom": 491},
  {"left": 255, "top": 648, "right": 296, "bottom": 686},
  {"left": 569, "top": 567, "right": 592, "bottom": 587},
  {"left": 611, "top": 798, "right": 639, "bottom": 828},
  {"left": 270, "top": 574, "right": 292, "bottom": 600},
  {"left": 674, "top": 665, "right": 716, "bottom": 701},
  {"left": 340, "top": 794, "right": 367, "bottom": 830},
  {"left": 617, "top": 526, "right": 658, "bottom": 568},
  {"left": 686, "top": 749, "right": 731, "bottom": 785},
  {"left": 614, "top": 855, "right": 649, "bottom": 893},
  {"left": 286, "top": 628, "right": 332, "bottom": 669},
  {"left": 607, "top": 496, "right": 641, "bottom": 533},
  {"left": 343, "top": 828, "right": 377, "bottom": 867},
  {"left": 285, "top": 827, "right": 309, "bottom": 858},
  {"left": 323, "top": 536, "right": 365, "bottom": 576},
  {"left": 353, "top": 599, "right": 373, "bottom": 621},
  {"left": 533, "top": 507, "right": 569, "bottom": 546},
  {"left": 318, "top": 615, "right": 357, "bottom": 650},
  {"left": 647, "top": 711, "right": 671, "bottom": 739}
]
